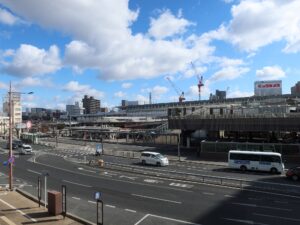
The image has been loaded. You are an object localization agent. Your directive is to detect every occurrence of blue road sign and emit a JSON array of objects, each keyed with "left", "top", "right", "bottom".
[{"left": 94, "top": 191, "right": 101, "bottom": 200}]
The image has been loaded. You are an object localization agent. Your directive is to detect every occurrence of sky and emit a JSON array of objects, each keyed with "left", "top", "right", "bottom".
[{"left": 0, "top": 0, "right": 300, "bottom": 111}]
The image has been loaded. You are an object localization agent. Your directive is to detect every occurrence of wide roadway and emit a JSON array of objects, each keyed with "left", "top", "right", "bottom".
[{"left": 1, "top": 149, "right": 300, "bottom": 225}]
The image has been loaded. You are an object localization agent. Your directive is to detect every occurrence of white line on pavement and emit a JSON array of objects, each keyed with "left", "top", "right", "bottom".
[
  {"left": 105, "top": 204, "right": 116, "bottom": 208},
  {"left": 124, "top": 209, "right": 136, "bottom": 213},
  {"left": 274, "top": 200, "right": 288, "bottom": 204},
  {"left": 134, "top": 214, "right": 150, "bottom": 225},
  {"left": 148, "top": 214, "right": 202, "bottom": 225},
  {"left": 224, "top": 195, "right": 234, "bottom": 198},
  {"left": 62, "top": 180, "right": 92, "bottom": 188},
  {"left": 72, "top": 197, "right": 81, "bottom": 200},
  {"left": 0, "top": 216, "right": 17, "bottom": 225},
  {"left": 88, "top": 201, "right": 96, "bottom": 204},
  {"left": 0, "top": 199, "right": 37, "bottom": 222},
  {"left": 253, "top": 213, "right": 300, "bottom": 222},
  {"left": 203, "top": 192, "right": 215, "bottom": 196},
  {"left": 232, "top": 202, "right": 292, "bottom": 211},
  {"left": 223, "top": 217, "right": 269, "bottom": 225},
  {"left": 132, "top": 193, "right": 182, "bottom": 204},
  {"left": 27, "top": 169, "right": 41, "bottom": 175}
]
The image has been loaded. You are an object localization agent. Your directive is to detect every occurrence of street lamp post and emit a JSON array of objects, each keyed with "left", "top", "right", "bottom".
[{"left": 8, "top": 82, "right": 33, "bottom": 190}]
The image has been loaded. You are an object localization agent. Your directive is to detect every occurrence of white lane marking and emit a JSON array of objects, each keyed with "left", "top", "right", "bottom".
[
  {"left": 169, "top": 183, "right": 193, "bottom": 188},
  {"left": 62, "top": 180, "right": 92, "bottom": 188},
  {"left": 253, "top": 213, "right": 300, "bottom": 222},
  {"left": 27, "top": 169, "right": 41, "bottom": 175},
  {"left": 72, "top": 197, "right": 80, "bottom": 200},
  {"left": 223, "top": 217, "right": 268, "bottom": 225},
  {"left": 232, "top": 202, "right": 291, "bottom": 211},
  {"left": 88, "top": 201, "right": 96, "bottom": 204},
  {"left": 132, "top": 194, "right": 181, "bottom": 204},
  {"left": 119, "top": 175, "right": 137, "bottom": 180},
  {"left": 0, "top": 216, "right": 17, "bottom": 225},
  {"left": 134, "top": 214, "right": 150, "bottom": 225},
  {"left": 125, "top": 209, "right": 136, "bottom": 213},
  {"left": 143, "top": 179, "right": 161, "bottom": 184},
  {"left": 77, "top": 168, "right": 96, "bottom": 173},
  {"left": 148, "top": 214, "right": 201, "bottom": 225},
  {"left": 224, "top": 194, "right": 234, "bottom": 198},
  {"left": 203, "top": 192, "right": 215, "bottom": 196},
  {"left": 105, "top": 204, "right": 116, "bottom": 208},
  {"left": 274, "top": 200, "right": 288, "bottom": 204},
  {"left": 0, "top": 198, "right": 37, "bottom": 222}
]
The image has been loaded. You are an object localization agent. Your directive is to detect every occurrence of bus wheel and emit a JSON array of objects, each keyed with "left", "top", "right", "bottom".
[
  {"left": 270, "top": 167, "right": 278, "bottom": 174},
  {"left": 240, "top": 165, "right": 247, "bottom": 172}
]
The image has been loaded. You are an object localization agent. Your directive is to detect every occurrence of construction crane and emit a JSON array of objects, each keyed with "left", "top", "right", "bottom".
[
  {"left": 166, "top": 77, "right": 185, "bottom": 103},
  {"left": 191, "top": 62, "right": 204, "bottom": 101}
]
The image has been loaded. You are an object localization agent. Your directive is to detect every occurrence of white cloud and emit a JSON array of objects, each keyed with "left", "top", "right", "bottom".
[
  {"left": 256, "top": 66, "right": 285, "bottom": 80},
  {"left": 0, "top": 1, "right": 214, "bottom": 81},
  {"left": 211, "top": 66, "right": 249, "bottom": 81},
  {"left": 222, "top": 0, "right": 234, "bottom": 4},
  {"left": 0, "top": 81, "right": 8, "bottom": 90},
  {"left": 148, "top": 9, "right": 194, "bottom": 39},
  {"left": 114, "top": 91, "right": 126, "bottom": 98},
  {"left": 0, "top": 8, "right": 19, "bottom": 25},
  {"left": 183, "top": 66, "right": 207, "bottom": 79},
  {"left": 187, "top": 80, "right": 211, "bottom": 100},
  {"left": 63, "top": 81, "right": 104, "bottom": 99},
  {"left": 227, "top": 89, "right": 253, "bottom": 98},
  {"left": 121, "top": 82, "right": 132, "bottom": 89},
  {"left": 16, "top": 77, "right": 53, "bottom": 88},
  {"left": 152, "top": 85, "right": 168, "bottom": 95},
  {"left": 1, "top": 44, "right": 61, "bottom": 77},
  {"left": 136, "top": 94, "right": 149, "bottom": 104},
  {"left": 211, "top": 0, "right": 300, "bottom": 53}
]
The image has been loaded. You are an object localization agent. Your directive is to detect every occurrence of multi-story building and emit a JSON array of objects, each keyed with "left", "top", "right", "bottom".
[
  {"left": 66, "top": 102, "right": 84, "bottom": 116},
  {"left": 3, "top": 92, "right": 22, "bottom": 126},
  {"left": 291, "top": 81, "right": 300, "bottom": 95},
  {"left": 82, "top": 95, "right": 100, "bottom": 114},
  {"left": 0, "top": 115, "right": 9, "bottom": 137},
  {"left": 121, "top": 100, "right": 139, "bottom": 107}
]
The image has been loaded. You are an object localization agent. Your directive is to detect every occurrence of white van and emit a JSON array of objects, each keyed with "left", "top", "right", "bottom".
[
  {"left": 140, "top": 151, "right": 169, "bottom": 166},
  {"left": 19, "top": 144, "right": 33, "bottom": 155}
]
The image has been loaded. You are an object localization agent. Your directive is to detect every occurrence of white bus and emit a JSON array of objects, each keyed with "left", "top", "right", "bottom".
[{"left": 228, "top": 150, "right": 285, "bottom": 174}]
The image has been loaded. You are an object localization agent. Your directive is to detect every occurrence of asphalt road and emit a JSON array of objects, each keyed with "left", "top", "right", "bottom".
[{"left": 1, "top": 143, "right": 300, "bottom": 225}]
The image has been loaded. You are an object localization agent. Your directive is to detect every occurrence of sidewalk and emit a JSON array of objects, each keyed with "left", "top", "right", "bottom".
[{"left": 0, "top": 189, "right": 89, "bottom": 225}]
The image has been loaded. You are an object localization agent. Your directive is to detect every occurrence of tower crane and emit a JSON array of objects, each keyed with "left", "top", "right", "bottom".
[
  {"left": 191, "top": 62, "right": 204, "bottom": 101},
  {"left": 166, "top": 77, "right": 185, "bottom": 103}
]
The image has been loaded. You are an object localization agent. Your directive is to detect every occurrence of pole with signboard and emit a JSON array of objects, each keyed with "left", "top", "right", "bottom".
[{"left": 95, "top": 192, "right": 103, "bottom": 225}]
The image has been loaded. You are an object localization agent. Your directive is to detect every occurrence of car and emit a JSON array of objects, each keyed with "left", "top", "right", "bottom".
[
  {"left": 140, "top": 151, "right": 169, "bottom": 166},
  {"left": 286, "top": 167, "right": 300, "bottom": 181},
  {"left": 19, "top": 144, "right": 33, "bottom": 155},
  {"left": 6, "top": 140, "right": 23, "bottom": 149}
]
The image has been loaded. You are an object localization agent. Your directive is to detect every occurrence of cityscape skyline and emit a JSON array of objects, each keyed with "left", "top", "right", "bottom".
[{"left": 0, "top": 0, "right": 300, "bottom": 110}]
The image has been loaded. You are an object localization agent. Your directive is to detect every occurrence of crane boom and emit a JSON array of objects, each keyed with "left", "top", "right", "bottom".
[{"left": 166, "top": 77, "right": 185, "bottom": 103}]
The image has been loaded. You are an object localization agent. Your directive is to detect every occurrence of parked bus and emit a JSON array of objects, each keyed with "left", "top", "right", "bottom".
[{"left": 228, "top": 150, "right": 284, "bottom": 174}]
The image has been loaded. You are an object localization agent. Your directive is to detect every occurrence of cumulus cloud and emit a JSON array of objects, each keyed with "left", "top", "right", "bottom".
[
  {"left": 63, "top": 81, "right": 104, "bottom": 99},
  {"left": 148, "top": 9, "right": 194, "bottom": 39},
  {"left": 211, "top": 67, "right": 249, "bottom": 81},
  {"left": 227, "top": 89, "right": 253, "bottom": 98},
  {"left": 121, "top": 82, "right": 132, "bottom": 89},
  {"left": 256, "top": 66, "right": 285, "bottom": 80},
  {"left": 114, "top": 91, "right": 126, "bottom": 98},
  {"left": 0, "top": 81, "right": 8, "bottom": 90},
  {"left": 1, "top": 44, "right": 61, "bottom": 77},
  {"left": 0, "top": 0, "right": 214, "bottom": 81},
  {"left": 215, "top": 0, "right": 300, "bottom": 53},
  {"left": 16, "top": 77, "right": 53, "bottom": 88},
  {"left": 187, "top": 80, "right": 211, "bottom": 100},
  {"left": 136, "top": 94, "right": 149, "bottom": 104},
  {"left": 0, "top": 8, "right": 19, "bottom": 25}
]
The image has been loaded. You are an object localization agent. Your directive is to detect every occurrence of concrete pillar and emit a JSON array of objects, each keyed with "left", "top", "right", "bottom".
[
  {"left": 187, "top": 137, "right": 190, "bottom": 148},
  {"left": 126, "top": 134, "right": 129, "bottom": 143}
]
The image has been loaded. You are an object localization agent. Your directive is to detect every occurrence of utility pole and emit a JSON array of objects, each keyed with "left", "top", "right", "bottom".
[{"left": 9, "top": 82, "right": 13, "bottom": 190}]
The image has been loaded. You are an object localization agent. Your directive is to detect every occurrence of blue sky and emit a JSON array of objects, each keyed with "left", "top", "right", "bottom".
[{"left": 0, "top": 0, "right": 300, "bottom": 110}]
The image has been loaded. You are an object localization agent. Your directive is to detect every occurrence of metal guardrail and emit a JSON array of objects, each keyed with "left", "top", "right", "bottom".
[{"left": 92, "top": 161, "right": 300, "bottom": 196}]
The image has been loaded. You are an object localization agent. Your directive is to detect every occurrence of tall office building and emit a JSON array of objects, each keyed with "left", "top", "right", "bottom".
[
  {"left": 66, "top": 102, "right": 84, "bottom": 115},
  {"left": 291, "top": 81, "right": 300, "bottom": 95},
  {"left": 3, "top": 92, "right": 22, "bottom": 126},
  {"left": 82, "top": 95, "right": 101, "bottom": 114}
]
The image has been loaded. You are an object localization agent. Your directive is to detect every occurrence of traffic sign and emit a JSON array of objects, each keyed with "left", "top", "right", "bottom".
[{"left": 94, "top": 192, "right": 101, "bottom": 200}]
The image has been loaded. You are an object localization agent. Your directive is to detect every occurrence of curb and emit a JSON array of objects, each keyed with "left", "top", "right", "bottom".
[{"left": 16, "top": 188, "right": 95, "bottom": 225}]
